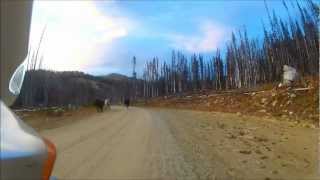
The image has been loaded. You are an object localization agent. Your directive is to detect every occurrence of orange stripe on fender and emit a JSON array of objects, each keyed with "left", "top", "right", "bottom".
[{"left": 42, "top": 138, "right": 57, "bottom": 180}]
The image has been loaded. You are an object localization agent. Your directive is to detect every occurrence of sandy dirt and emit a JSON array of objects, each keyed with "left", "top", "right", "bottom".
[
  {"left": 144, "top": 77, "right": 319, "bottom": 127},
  {"left": 39, "top": 106, "right": 319, "bottom": 180}
]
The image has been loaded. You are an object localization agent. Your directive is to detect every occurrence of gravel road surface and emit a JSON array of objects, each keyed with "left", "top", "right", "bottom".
[{"left": 41, "top": 106, "right": 319, "bottom": 180}]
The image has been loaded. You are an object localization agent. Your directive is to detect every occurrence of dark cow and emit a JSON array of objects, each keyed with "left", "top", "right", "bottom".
[
  {"left": 124, "top": 98, "right": 130, "bottom": 109},
  {"left": 94, "top": 99, "right": 105, "bottom": 112}
]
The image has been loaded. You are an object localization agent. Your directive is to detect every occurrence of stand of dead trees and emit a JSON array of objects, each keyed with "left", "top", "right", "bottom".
[
  {"left": 15, "top": 0, "right": 318, "bottom": 107},
  {"left": 19, "top": 26, "right": 47, "bottom": 107},
  {"left": 137, "top": 0, "right": 318, "bottom": 98}
]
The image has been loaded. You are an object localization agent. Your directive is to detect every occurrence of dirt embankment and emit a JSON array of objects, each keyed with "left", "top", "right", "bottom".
[{"left": 145, "top": 79, "right": 319, "bottom": 127}]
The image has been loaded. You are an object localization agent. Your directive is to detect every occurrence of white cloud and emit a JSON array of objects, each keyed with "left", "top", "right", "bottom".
[
  {"left": 29, "top": 0, "right": 134, "bottom": 71},
  {"left": 169, "top": 21, "right": 230, "bottom": 53}
]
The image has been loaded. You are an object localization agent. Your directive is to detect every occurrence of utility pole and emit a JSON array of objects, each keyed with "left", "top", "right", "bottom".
[
  {"left": 132, "top": 56, "right": 137, "bottom": 79},
  {"left": 132, "top": 56, "right": 137, "bottom": 100}
]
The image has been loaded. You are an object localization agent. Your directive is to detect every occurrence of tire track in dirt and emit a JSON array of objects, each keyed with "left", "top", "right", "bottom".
[
  {"left": 58, "top": 110, "right": 128, "bottom": 153},
  {"left": 63, "top": 110, "right": 136, "bottom": 178}
]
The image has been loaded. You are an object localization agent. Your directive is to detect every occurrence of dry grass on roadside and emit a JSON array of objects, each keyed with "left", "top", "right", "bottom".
[{"left": 14, "top": 106, "right": 98, "bottom": 131}]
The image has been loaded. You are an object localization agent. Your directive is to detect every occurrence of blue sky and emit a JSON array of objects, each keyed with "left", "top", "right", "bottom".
[{"left": 29, "top": 0, "right": 302, "bottom": 77}]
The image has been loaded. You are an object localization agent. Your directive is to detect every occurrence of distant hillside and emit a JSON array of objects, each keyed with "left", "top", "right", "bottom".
[
  {"left": 101, "top": 73, "right": 129, "bottom": 81},
  {"left": 13, "top": 70, "right": 136, "bottom": 108}
]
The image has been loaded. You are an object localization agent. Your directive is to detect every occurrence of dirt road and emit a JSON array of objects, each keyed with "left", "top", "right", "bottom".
[{"left": 40, "top": 106, "right": 319, "bottom": 180}]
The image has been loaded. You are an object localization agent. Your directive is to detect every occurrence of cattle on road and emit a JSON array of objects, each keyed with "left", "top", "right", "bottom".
[{"left": 94, "top": 98, "right": 111, "bottom": 112}]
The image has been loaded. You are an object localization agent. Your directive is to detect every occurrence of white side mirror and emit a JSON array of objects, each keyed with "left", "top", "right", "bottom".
[{"left": 9, "top": 59, "right": 27, "bottom": 96}]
